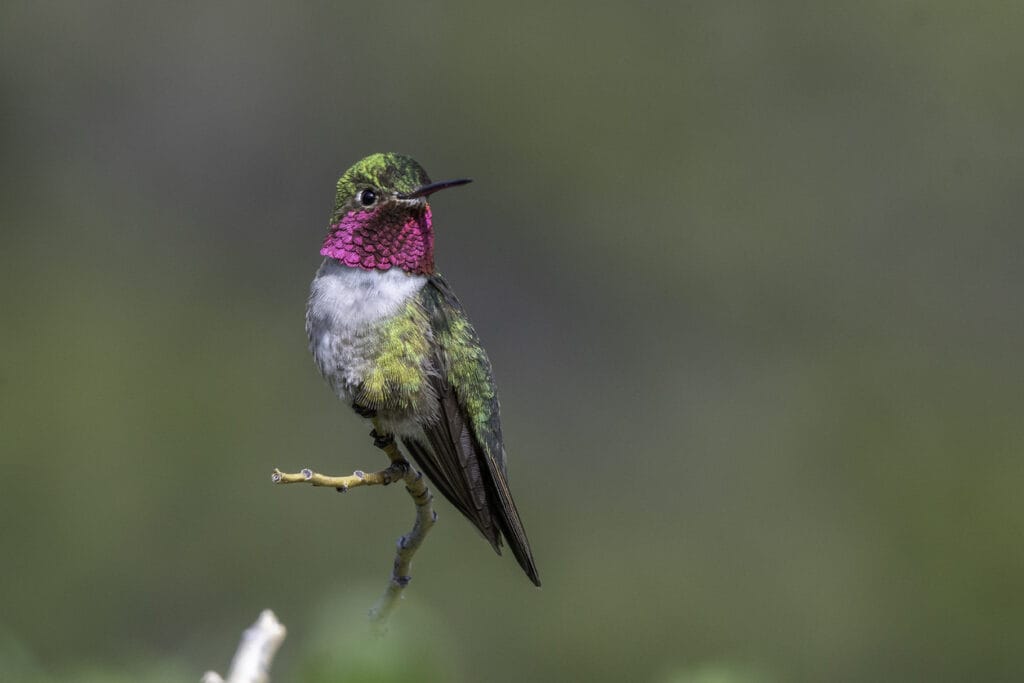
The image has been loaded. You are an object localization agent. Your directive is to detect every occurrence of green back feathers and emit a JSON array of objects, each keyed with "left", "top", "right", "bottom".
[
  {"left": 421, "top": 275, "right": 506, "bottom": 471},
  {"left": 436, "top": 314, "right": 497, "bottom": 431}
]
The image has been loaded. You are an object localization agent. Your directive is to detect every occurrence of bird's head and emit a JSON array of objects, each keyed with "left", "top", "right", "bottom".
[{"left": 321, "top": 153, "right": 471, "bottom": 275}]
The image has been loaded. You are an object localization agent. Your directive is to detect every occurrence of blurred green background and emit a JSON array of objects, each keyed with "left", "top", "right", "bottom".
[{"left": 2, "top": 2, "right": 1023, "bottom": 681}]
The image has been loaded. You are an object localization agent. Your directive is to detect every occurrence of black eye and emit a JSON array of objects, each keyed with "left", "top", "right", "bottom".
[{"left": 359, "top": 189, "right": 377, "bottom": 206}]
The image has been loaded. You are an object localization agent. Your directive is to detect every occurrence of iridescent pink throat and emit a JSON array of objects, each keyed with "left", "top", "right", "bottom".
[{"left": 320, "top": 205, "right": 434, "bottom": 275}]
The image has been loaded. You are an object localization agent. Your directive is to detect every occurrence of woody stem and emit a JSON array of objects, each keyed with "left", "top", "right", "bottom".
[{"left": 271, "top": 418, "right": 436, "bottom": 625}]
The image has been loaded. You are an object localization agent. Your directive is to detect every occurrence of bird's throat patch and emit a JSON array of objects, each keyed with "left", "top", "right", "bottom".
[{"left": 321, "top": 205, "right": 434, "bottom": 275}]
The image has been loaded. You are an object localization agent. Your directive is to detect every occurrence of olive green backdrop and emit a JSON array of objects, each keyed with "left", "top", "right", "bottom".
[{"left": 2, "top": 2, "right": 1022, "bottom": 682}]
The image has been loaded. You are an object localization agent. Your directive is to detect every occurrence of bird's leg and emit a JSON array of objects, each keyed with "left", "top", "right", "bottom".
[
  {"left": 270, "top": 418, "right": 436, "bottom": 626},
  {"left": 351, "top": 401, "right": 377, "bottom": 418}
]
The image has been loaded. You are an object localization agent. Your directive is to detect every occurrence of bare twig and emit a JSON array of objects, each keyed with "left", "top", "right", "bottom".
[
  {"left": 271, "top": 460, "right": 407, "bottom": 491},
  {"left": 368, "top": 465, "right": 437, "bottom": 625},
  {"left": 273, "top": 419, "right": 436, "bottom": 625},
  {"left": 202, "top": 610, "right": 286, "bottom": 683}
]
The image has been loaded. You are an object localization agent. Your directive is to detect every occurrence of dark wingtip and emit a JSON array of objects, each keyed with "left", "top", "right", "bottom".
[
  {"left": 524, "top": 555, "right": 541, "bottom": 586},
  {"left": 512, "top": 547, "right": 541, "bottom": 587},
  {"left": 491, "top": 535, "right": 539, "bottom": 585}
]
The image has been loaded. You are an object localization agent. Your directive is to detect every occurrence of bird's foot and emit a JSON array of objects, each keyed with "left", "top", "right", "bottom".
[
  {"left": 352, "top": 402, "right": 377, "bottom": 418},
  {"left": 369, "top": 428, "right": 395, "bottom": 450}
]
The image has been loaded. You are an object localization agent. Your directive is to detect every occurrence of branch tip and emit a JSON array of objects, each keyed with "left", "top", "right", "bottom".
[{"left": 204, "top": 609, "right": 286, "bottom": 683}]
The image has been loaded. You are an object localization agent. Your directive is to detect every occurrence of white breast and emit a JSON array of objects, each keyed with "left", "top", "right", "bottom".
[{"left": 305, "top": 260, "right": 427, "bottom": 398}]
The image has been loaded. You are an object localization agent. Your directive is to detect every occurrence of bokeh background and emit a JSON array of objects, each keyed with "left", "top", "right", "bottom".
[{"left": 2, "top": 2, "right": 1023, "bottom": 681}]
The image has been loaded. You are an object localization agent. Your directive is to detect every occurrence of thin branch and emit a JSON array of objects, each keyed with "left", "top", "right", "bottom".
[
  {"left": 273, "top": 419, "right": 436, "bottom": 625},
  {"left": 368, "top": 463, "right": 436, "bottom": 625},
  {"left": 202, "top": 610, "right": 287, "bottom": 683},
  {"left": 271, "top": 460, "right": 406, "bottom": 491}
]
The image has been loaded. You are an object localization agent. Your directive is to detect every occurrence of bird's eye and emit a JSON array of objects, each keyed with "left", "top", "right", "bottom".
[{"left": 358, "top": 189, "right": 377, "bottom": 207}]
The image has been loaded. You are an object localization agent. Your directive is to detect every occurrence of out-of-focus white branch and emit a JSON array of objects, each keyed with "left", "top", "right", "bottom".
[{"left": 202, "top": 610, "right": 287, "bottom": 683}]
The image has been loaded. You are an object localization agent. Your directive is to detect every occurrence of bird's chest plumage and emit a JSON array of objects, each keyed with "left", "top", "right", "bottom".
[{"left": 306, "top": 260, "right": 432, "bottom": 414}]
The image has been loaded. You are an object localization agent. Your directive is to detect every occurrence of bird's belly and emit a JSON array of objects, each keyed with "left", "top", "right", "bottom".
[
  {"left": 306, "top": 261, "right": 431, "bottom": 423},
  {"left": 310, "top": 324, "right": 376, "bottom": 401},
  {"left": 310, "top": 322, "right": 433, "bottom": 438}
]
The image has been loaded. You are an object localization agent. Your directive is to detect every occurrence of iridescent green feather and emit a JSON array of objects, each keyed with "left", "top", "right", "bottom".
[
  {"left": 442, "top": 316, "right": 495, "bottom": 416},
  {"left": 334, "top": 153, "right": 431, "bottom": 219},
  {"left": 354, "top": 298, "right": 433, "bottom": 412},
  {"left": 352, "top": 272, "right": 505, "bottom": 460},
  {"left": 422, "top": 276, "right": 505, "bottom": 470}
]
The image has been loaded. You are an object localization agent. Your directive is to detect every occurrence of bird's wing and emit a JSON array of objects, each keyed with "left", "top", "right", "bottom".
[{"left": 401, "top": 274, "right": 540, "bottom": 586}]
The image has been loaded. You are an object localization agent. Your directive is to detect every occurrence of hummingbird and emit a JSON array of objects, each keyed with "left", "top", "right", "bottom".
[{"left": 305, "top": 152, "right": 540, "bottom": 586}]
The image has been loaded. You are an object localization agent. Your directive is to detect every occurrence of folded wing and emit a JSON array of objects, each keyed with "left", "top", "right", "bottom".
[{"left": 401, "top": 275, "right": 540, "bottom": 586}]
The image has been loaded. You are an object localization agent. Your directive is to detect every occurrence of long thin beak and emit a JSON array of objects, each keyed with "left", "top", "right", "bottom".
[{"left": 396, "top": 178, "right": 472, "bottom": 199}]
